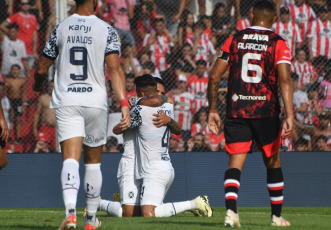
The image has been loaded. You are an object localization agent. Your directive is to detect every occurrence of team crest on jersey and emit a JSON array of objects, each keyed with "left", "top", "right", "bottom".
[
  {"left": 243, "top": 34, "right": 269, "bottom": 42},
  {"left": 128, "top": 191, "right": 134, "bottom": 198}
]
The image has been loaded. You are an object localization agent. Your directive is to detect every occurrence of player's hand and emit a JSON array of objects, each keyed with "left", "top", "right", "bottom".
[
  {"left": 0, "top": 118, "right": 9, "bottom": 142},
  {"left": 208, "top": 112, "right": 221, "bottom": 135},
  {"left": 281, "top": 116, "right": 294, "bottom": 139},
  {"left": 121, "top": 106, "right": 131, "bottom": 129},
  {"left": 153, "top": 110, "right": 171, "bottom": 127}
]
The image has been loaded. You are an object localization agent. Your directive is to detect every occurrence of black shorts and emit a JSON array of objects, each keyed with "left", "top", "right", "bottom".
[
  {"left": 9, "top": 98, "right": 23, "bottom": 117},
  {"left": 224, "top": 116, "right": 281, "bottom": 157}
]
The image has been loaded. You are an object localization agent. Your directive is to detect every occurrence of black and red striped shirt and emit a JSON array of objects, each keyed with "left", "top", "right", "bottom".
[{"left": 220, "top": 26, "right": 291, "bottom": 118}]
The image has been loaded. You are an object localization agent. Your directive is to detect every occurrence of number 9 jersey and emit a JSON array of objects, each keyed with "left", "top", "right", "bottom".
[
  {"left": 43, "top": 14, "right": 121, "bottom": 110},
  {"left": 219, "top": 26, "right": 291, "bottom": 118}
]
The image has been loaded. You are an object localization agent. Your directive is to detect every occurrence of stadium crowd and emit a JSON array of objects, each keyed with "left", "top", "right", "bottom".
[{"left": 0, "top": 0, "right": 330, "bottom": 153}]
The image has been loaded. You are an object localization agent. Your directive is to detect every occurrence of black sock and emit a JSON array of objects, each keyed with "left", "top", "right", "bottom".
[
  {"left": 267, "top": 168, "right": 284, "bottom": 217},
  {"left": 224, "top": 168, "right": 241, "bottom": 213}
]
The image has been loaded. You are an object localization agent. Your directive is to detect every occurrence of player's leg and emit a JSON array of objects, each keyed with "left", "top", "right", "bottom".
[
  {"left": 56, "top": 107, "right": 85, "bottom": 230},
  {"left": 253, "top": 116, "right": 290, "bottom": 226},
  {"left": 82, "top": 107, "right": 108, "bottom": 229},
  {"left": 0, "top": 138, "right": 7, "bottom": 170},
  {"left": 223, "top": 117, "right": 253, "bottom": 227}
]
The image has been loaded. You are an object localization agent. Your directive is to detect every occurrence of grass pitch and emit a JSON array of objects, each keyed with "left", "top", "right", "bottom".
[{"left": 0, "top": 207, "right": 330, "bottom": 229}]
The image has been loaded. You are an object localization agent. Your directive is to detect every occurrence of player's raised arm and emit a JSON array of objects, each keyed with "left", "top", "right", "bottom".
[{"left": 106, "top": 53, "right": 130, "bottom": 127}]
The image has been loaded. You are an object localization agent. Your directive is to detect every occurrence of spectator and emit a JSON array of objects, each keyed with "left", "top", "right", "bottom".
[
  {"left": 29, "top": 0, "right": 42, "bottom": 21},
  {"left": 291, "top": 48, "right": 318, "bottom": 89},
  {"left": 103, "top": 136, "right": 120, "bottom": 153},
  {"left": 211, "top": 3, "right": 231, "bottom": 48},
  {"left": 312, "top": 55, "right": 327, "bottom": 81},
  {"left": 314, "top": 135, "right": 331, "bottom": 151},
  {"left": 235, "top": 5, "right": 252, "bottom": 31},
  {"left": 272, "top": 7, "right": 302, "bottom": 58},
  {"left": 187, "top": 59, "right": 208, "bottom": 113},
  {"left": 167, "top": 74, "right": 195, "bottom": 141},
  {"left": 171, "top": 43, "right": 196, "bottom": 77},
  {"left": 30, "top": 131, "right": 55, "bottom": 153},
  {"left": 169, "top": 134, "right": 183, "bottom": 152},
  {"left": 307, "top": 6, "right": 331, "bottom": 62},
  {"left": 121, "top": 43, "right": 140, "bottom": 75},
  {"left": 294, "top": 138, "right": 309, "bottom": 151},
  {"left": 109, "top": 0, "right": 136, "bottom": 55},
  {"left": 1, "top": 0, "right": 39, "bottom": 68},
  {"left": 143, "top": 17, "right": 174, "bottom": 74},
  {"left": 140, "top": 61, "right": 161, "bottom": 79},
  {"left": 154, "top": 77, "right": 166, "bottom": 96},
  {"left": 5, "top": 64, "right": 25, "bottom": 144},
  {"left": 201, "top": 15, "right": 212, "bottom": 39},
  {"left": 186, "top": 21, "right": 216, "bottom": 66},
  {"left": 154, "top": 0, "right": 186, "bottom": 36},
  {"left": 319, "top": 64, "right": 331, "bottom": 110},
  {"left": 96, "top": 0, "right": 113, "bottom": 24},
  {"left": 0, "top": 23, "right": 29, "bottom": 78},
  {"left": 33, "top": 81, "right": 56, "bottom": 150},
  {"left": 289, "top": 0, "right": 316, "bottom": 45},
  {"left": 302, "top": 83, "right": 323, "bottom": 126},
  {"left": 294, "top": 111, "right": 330, "bottom": 147},
  {"left": 191, "top": 107, "right": 212, "bottom": 137},
  {"left": 292, "top": 73, "right": 309, "bottom": 123},
  {"left": 125, "top": 73, "right": 136, "bottom": 98},
  {"left": 177, "top": 9, "right": 194, "bottom": 48},
  {"left": 136, "top": 1, "right": 156, "bottom": 51},
  {"left": 187, "top": 133, "right": 212, "bottom": 152}
]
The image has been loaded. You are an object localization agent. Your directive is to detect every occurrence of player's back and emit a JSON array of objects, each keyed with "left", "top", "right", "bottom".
[
  {"left": 43, "top": 14, "right": 121, "bottom": 110},
  {"left": 223, "top": 27, "right": 291, "bottom": 118},
  {"left": 135, "top": 103, "right": 174, "bottom": 179}
]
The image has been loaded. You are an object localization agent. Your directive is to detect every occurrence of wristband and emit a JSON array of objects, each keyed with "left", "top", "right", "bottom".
[{"left": 120, "top": 99, "right": 129, "bottom": 107}]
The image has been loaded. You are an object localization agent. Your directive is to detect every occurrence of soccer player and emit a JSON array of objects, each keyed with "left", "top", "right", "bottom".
[
  {"left": 33, "top": 0, "right": 130, "bottom": 229},
  {"left": 0, "top": 96, "right": 9, "bottom": 170},
  {"left": 207, "top": 1, "right": 293, "bottom": 227},
  {"left": 99, "top": 75, "right": 213, "bottom": 218}
]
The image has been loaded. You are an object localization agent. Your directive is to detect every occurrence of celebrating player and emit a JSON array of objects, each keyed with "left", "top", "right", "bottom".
[
  {"left": 207, "top": 0, "right": 293, "bottom": 227},
  {"left": 98, "top": 75, "right": 213, "bottom": 218},
  {"left": 33, "top": 0, "right": 130, "bottom": 229}
]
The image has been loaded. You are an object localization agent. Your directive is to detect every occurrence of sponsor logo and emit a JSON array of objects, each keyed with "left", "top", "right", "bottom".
[
  {"left": 161, "top": 155, "right": 170, "bottom": 161},
  {"left": 232, "top": 94, "right": 239, "bottom": 102},
  {"left": 128, "top": 191, "right": 134, "bottom": 198},
  {"left": 243, "top": 34, "right": 269, "bottom": 41},
  {"left": 69, "top": 25, "right": 91, "bottom": 33},
  {"left": 94, "top": 137, "right": 104, "bottom": 143},
  {"left": 85, "top": 135, "right": 94, "bottom": 143},
  {"left": 67, "top": 87, "right": 92, "bottom": 93},
  {"left": 239, "top": 95, "right": 266, "bottom": 100}
]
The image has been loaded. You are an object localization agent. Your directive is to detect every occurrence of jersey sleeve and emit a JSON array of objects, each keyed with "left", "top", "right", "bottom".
[
  {"left": 275, "top": 39, "right": 291, "bottom": 65},
  {"left": 218, "top": 36, "right": 233, "bottom": 62},
  {"left": 43, "top": 24, "right": 59, "bottom": 60},
  {"left": 129, "top": 104, "right": 142, "bottom": 128},
  {"left": 105, "top": 26, "right": 121, "bottom": 56}
]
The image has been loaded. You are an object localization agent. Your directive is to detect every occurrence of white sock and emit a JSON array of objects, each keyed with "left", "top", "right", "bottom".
[
  {"left": 84, "top": 163, "right": 102, "bottom": 216},
  {"left": 61, "top": 158, "right": 80, "bottom": 218},
  {"left": 99, "top": 199, "right": 122, "bottom": 217},
  {"left": 155, "top": 200, "right": 196, "bottom": 217}
]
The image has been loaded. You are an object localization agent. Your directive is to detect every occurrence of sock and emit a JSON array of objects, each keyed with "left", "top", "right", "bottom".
[
  {"left": 99, "top": 199, "right": 122, "bottom": 217},
  {"left": 61, "top": 158, "right": 80, "bottom": 218},
  {"left": 267, "top": 167, "right": 284, "bottom": 217},
  {"left": 224, "top": 168, "right": 241, "bottom": 213},
  {"left": 155, "top": 200, "right": 196, "bottom": 217},
  {"left": 84, "top": 163, "right": 102, "bottom": 217}
]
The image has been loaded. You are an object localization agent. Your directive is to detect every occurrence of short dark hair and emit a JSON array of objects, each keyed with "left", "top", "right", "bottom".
[
  {"left": 134, "top": 74, "right": 157, "bottom": 90},
  {"left": 193, "top": 21, "right": 206, "bottom": 30},
  {"left": 7, "top": 23, "right": 19, "bottom": 30},
  {"left": 154, "top": 77, "right": 165, "bottom": 87},
  {"left": 253, "top": 0, "right": 275, "bottom": 13},
  {"left": 142, "top": 61, "right": 155, "bottom": 71},
  {"left": 10, "top": 64, "right": 21, "bottom": 70},
  {"left": 196, "top": 59, "right": 207, "bottom": 66},
  {"left": 316, "top": 135, "right": 327, "bottom": 143},
  {"left": 126, "top": 73, "right": 135, "bottom": 80},
  {"left": 154, "top": 17, "right": 165, "bottom": 24},
  {"left": 74, "top": 0, "right": 88, "bottom": 5},
  {"left": 296, "top": 138, "right": 308, "bottom": 146}
]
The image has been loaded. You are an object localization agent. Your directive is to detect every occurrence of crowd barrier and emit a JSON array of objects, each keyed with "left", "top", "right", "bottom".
[{"left": 0, "top": 152, "right": 330, "bottom": 208}]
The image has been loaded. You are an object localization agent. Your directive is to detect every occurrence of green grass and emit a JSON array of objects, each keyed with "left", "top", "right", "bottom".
[{"left": 0, "top": 207, "right": 330, "bottom": 229}]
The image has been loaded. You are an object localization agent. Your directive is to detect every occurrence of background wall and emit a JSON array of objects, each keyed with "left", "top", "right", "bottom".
[{"left": 0, "top": 152, "right": 330, "bottom": 208}]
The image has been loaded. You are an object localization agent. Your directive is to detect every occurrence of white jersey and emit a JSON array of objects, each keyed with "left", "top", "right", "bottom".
[
  {"left": 135, "top": 103, "right": 174, "bottom": 179},
  {"left": 43, "top": 14, "right": 121, "bottom": 110}
]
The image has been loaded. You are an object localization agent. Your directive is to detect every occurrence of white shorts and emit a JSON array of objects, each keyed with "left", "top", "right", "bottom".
[
  {"left": 140, "top": 169, "right": 174, "bottom": 206},
  {"left": 55, "top": 106, "right": 108, "bottom": 147},
  {"left": 117, "top": 157, "right": 142, "bottom": 206}
]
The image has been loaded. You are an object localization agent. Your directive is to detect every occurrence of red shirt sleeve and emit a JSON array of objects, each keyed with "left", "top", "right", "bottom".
[
  {"left": 275, "top": 40, "right": 291, "bottom": 65},
  {"left": 221, "top": 36, "right": 234, "bottom": 54}
]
